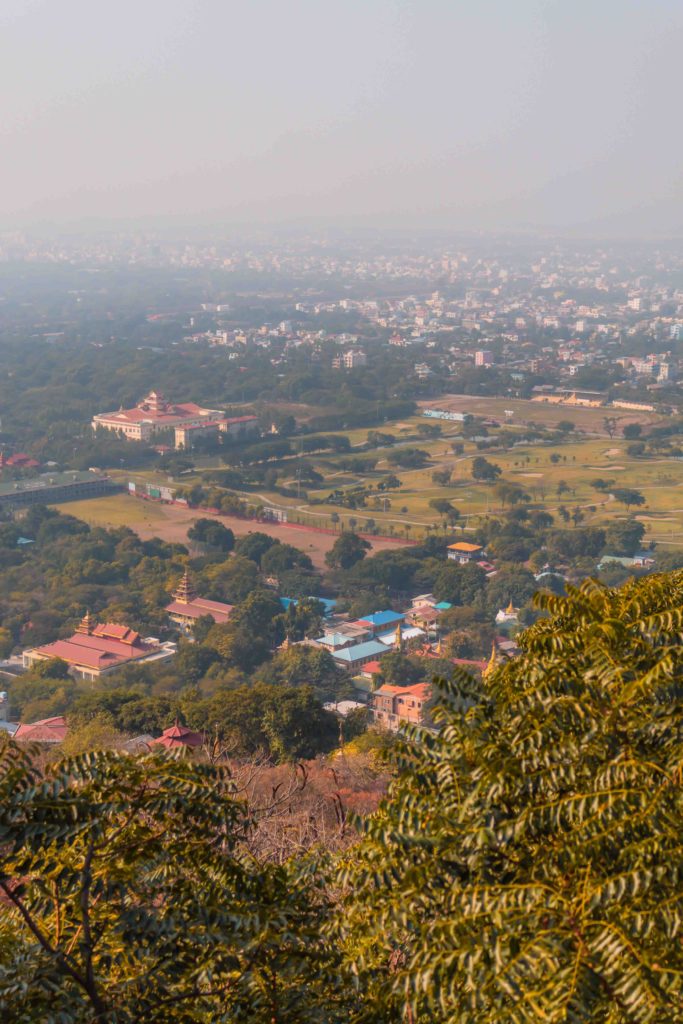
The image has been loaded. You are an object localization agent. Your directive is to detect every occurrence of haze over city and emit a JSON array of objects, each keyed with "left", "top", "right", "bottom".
[
  {"left": 1, "top": 0, "right": 682, "bottom": 235},
  {"left": 3, "top": 3, "right": 683, "bottom": 1021}
]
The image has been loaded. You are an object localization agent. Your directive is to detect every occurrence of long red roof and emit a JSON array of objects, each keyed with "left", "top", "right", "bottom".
[
  {"left": 14, "top": 716, "right": 68, "bottom": 743},
  {"left": 96, "top": 402, "right": 216, "bottom": 426},
  {"left": 32, "top": 623, "right": 158, "bottom": 670},
  {"left": 165, "top": 596, "right": 233, "bottom": 624}
]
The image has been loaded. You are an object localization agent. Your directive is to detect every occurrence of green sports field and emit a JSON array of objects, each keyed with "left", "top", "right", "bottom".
[{"left": 56, "top": 397, "right": 683, "bottom": 547}]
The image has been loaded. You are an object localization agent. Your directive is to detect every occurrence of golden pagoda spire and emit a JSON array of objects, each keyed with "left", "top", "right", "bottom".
[
  {"left": 484, "top": 638, "right": 501, "bottom": 678},
  {"left": 506, "top": 599, "right": 515, "bottom": 614},
  {"left": 395, "top": 620, "right": 403, "bottom": 653},
  {"left": 173, "top": 570, "right": 196, "bottom": 605},
  {"left": 76, "top": 610, "right": 93, "bottom": 635}
]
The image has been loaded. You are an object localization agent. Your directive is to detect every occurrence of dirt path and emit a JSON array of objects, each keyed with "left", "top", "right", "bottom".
[{"left": 128, "top": 499, "right": 410, "bottom": 569}]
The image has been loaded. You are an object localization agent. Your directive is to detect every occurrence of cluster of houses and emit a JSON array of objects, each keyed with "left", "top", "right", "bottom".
[
  {"left": 304, "top": 589, "right": 519, "bottom": 731},
  {"left": 12, "top": 561, "right": 523, "bottom": 746}
]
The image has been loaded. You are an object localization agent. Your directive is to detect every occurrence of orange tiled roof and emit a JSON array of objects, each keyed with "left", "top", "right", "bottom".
[{"left": 374, "top": 682, "right": 431, "bottom": 699}]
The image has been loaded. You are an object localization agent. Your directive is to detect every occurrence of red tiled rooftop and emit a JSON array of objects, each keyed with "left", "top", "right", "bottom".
[
  {"left": 32, "top": 622, "right": 158, "bottom": 670},
  {"left": 14, "top": 716, "right": 68, "bottom": 743},
  {"left": 6, "top": 454, "right": 40, "bottom": 468},
  {"left": 360, "top": 660, "right": 382, "bottom": 675},
  {"left": 94, "top": 623, "right": 141, "bottom": 644},
  {"left": 166, "top": 596, "right": 233, "bottom": 624},
  {"left": 149, "top": 722, "right": 203, "bottom": 749},
  {"left": 374, "top": 683, "right": 431, "bottom": 699},
  {"left": 96, "top": 401, "right": 214, "bottom": 425}
]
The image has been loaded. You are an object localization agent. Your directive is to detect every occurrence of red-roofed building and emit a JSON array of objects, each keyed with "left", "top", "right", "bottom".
[
  {"left": 413, "top": 642, "right": 488, "bottom": 675},
  {"left": 407, "top": 604, "right": 441, "bottom": 629},
  {"left": 92, "top": 390, "right": 225, "bottom": 445},
  {"left": 1, "top": 452, "right": 41, "bottom": 469},
  {"left": 165, "top": 571, "right": 233, "bottom": 630},
  {"left": 149, "top": 720, "right": 203, "bottom": 749},
  {"left": 359, "top": 659, "right": 382, "bottom": 680},
  {"left": 371, "top": 682, "right": 432, "bottom": 731},
  {"left": 22, "top": 612, "right": 176, "bottom": 682},
  {"left": 174, "top": 415, "right": 259, "bottom": 450},
  {"left": 14, "top": 715, "right": 68, "bottom": 744}
]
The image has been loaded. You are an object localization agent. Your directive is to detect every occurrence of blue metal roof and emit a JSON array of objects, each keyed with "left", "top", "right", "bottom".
[
  {"left": 280, "top": 596, "right": 336, "bottom": 616},
  {"left": 332, "top": 640, "right": 387, "bottom": 663},
  {"left": 357, "top": 610, "right": 405, "bottom": 628},
  {"left": 318, "top": 633, "right": 354, "bottom": 648}
]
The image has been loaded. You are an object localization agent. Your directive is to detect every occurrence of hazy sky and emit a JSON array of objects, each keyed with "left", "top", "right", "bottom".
[{"left": 1, "top": 0, "right": 682, "bottom": 234}]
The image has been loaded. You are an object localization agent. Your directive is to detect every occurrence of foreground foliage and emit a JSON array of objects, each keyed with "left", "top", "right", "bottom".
[
  {"left": 0, "top": 747, "right": 353, "bottom": 1023},
  {"left": 342, "top": 572, "right": 683, "bottom": 1022},
  {"left": 3, "top": 571, "right": 683, "bottom": 1022}
]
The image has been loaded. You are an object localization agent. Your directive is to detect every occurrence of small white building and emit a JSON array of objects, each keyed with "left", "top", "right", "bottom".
[
  {"left": 495, "top": 602, "right": 519, "bottom": 626},
  {"left": 447, "top": 542, "right": 484, "bottom": 564}
]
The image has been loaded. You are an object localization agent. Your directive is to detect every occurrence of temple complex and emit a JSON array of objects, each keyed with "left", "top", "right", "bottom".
[
  {"left": 165, "top": 571, "right": 233, "bottom": 630},
  {"left": 23, "top": 613, "right": 176, "bottom": 681}
]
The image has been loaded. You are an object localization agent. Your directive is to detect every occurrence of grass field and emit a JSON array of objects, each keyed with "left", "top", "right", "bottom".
[
  {"left": 58, "top": 397, "right": 683, "bottom": 549},
  {"left": 54, "top": 494, "right": 173, "bottom": 531},
  {"left": 418, "top": 395, "right": 665, "bottom": 432},
  {"left": 51, "top": 493, "right": 410, "bottom": 568}
]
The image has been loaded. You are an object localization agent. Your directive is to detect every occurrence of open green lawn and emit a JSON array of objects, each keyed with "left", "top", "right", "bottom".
[
  {"left": 298, "top": 434, "right": 683, "bottom": 545},
  {"left": 86, "top": 398, "right": 683, "bottom": 547},
  {"left": 51, "top": 493, "right": 173, "bottom": 530},
  {"left": 417, "top": 395, "right": 665, "bottom": 432}
]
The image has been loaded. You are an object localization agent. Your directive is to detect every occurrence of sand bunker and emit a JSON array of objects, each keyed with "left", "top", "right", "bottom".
[
  {"left": 637, "top": 515, "right": 677, "bottom": 523},
  {"left": 603, "top": 448, "right": 623, "bottom": 456},
  {"left": 519, "top": 472, "right": 543, "bottom": 478}
]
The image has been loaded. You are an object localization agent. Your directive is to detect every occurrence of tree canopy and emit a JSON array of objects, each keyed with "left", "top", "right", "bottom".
[
  {"left": 342, "top": 572, "right": 683, "bottom": 1021},
  {"left": 0, "top": 744, "right": 350, "bottom": 1022},
  {"left": 187, "top": 518, "right": 235, "bottom": 552},
  {"left": 4, "top": 571, "right": 683, "bottom": 1020},
  {"left": 471, "top": 456, "right": 502, "bottom": 482},
  {"left": 325, "top": 532, "right": 372, "bottom": 570}
]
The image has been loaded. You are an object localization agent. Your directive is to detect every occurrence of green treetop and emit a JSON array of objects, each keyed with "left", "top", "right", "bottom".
[{"left": 341, "top": 571, "right": 683, "bottom": 1022}]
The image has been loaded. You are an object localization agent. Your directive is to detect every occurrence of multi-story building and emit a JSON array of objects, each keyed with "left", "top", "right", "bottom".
[
  {"left": 92, "top": 390, "right": 224, "bottom": 443},
  {"left": 332, "top": 348, "right": 367, "bottom": 369},
  {"left": 174, "top": 415, "right": 258, "bottom": 450},
  {"left": 447, "top": 542, "right": 485, "bottom": 564},
  {"left": 475, "top": 349, "right": 493, "bottom": 367},
  {"left": 372, "top": 682, "right": 431, "bottom": 731}
]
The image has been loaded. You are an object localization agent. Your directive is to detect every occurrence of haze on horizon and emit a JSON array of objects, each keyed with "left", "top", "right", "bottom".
[{"left": 1, "top": 0, "right": 682, "bottom": 237}]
